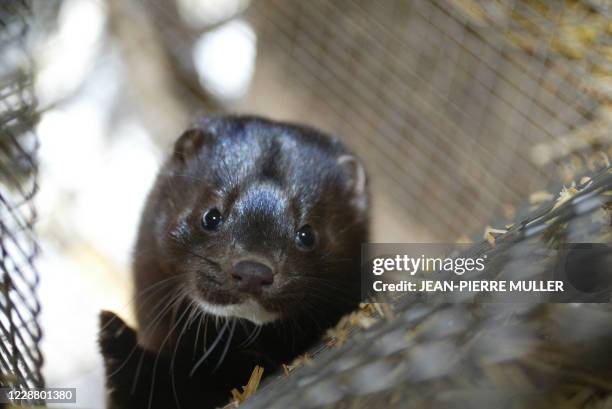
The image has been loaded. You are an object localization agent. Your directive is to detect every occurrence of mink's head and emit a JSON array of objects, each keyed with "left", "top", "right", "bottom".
[{"left": 146, "top": 116, "right": 368, "bottom": 325}]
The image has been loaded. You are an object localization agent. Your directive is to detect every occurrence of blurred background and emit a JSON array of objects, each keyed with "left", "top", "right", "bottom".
[{"left": 1, "top": 0, "right": 611, "bottom": 407}]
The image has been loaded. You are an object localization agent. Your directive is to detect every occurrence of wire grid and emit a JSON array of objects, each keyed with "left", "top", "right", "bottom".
[
  {"left": 244, "top": 0, "right": 612, "bottom": 239},
  {"left": 0, "top": 0, "right": 45, "bottom": 403}
]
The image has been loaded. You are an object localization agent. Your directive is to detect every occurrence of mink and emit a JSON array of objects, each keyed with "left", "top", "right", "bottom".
[{"left": 99, "top": 116, "right": 369, "bottom": 409}]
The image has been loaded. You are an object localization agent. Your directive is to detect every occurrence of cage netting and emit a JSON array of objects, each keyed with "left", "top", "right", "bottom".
[{"left": 0, "top": 0, "right": 45, "bottom": 405}]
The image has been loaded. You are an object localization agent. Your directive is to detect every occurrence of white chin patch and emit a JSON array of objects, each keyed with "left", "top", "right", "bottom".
[{"left": 196, "top": 298, "right": 279, "bottom": 324}]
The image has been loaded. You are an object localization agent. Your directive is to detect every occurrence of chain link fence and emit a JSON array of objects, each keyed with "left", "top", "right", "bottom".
[{"left": 0, "top": 0, "right": 45, "bottom": 405}]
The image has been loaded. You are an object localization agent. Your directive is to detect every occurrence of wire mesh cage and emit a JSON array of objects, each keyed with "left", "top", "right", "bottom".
[
  {"left": 0, "top": 0, "right": 45, "bottom": 404},
  {"left": 126, "top": 0, "right": 612, "bottom": 242}
]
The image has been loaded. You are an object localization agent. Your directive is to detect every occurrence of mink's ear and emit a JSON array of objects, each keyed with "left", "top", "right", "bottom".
[
  {"left": 337, "top": 154, "right": 368, "bottom": 214},
  {"left": 173, "top": 128, "right": 213, "bottom": 163}
]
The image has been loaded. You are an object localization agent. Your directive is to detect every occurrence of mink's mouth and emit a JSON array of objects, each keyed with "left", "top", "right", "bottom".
[
  {"left": 187, "top": 254, "right": 305, "bottom": 323},
  {"left": 191, "top": 272, "right": 282, "bottom": 323},
  {"left": 189, "top": 281, "right": 281, "bottom": 324},
  {"left": 193, "top": 295, "right": 280, "bottom": 324}
]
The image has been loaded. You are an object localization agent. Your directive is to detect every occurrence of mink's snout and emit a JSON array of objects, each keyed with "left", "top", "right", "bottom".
[{"left": 230, "top": 260, "right": 274, "bottom": 294}]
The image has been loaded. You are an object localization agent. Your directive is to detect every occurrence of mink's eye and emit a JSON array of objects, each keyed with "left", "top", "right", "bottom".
[
  {"left": 295, "top": 225, "right": 316, "bottom": 251},
  {"left": 202, "top": 208, "right": 222, "bottom": 230}
]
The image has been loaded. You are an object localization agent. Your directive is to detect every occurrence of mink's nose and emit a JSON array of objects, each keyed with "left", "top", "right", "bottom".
[{"left": 231, "top": 261, "right": 274, "bottom": 294}]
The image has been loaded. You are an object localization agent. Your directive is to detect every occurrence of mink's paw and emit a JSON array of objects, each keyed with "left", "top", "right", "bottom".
[
  {"left": 99, "top": 310, "right": 148, "bottom": 409},
  {"left": 98, "top": 310, "right": 138, "bottom": 362}
]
